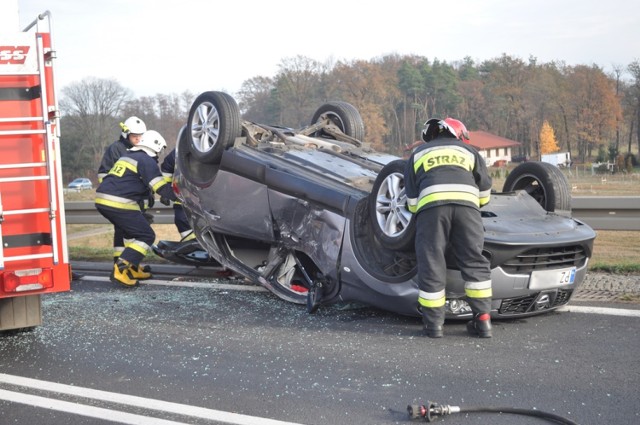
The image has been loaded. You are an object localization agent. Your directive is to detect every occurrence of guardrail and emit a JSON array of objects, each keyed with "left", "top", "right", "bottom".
[
  {"left": 571, "top": 196, "right": 640, "bottom": 231},
  {"left": 64, "top": 197, "right": 640, "bottom": 231},
  {"left": 65, "top": 202, "right": 177, "bottom": 225}
]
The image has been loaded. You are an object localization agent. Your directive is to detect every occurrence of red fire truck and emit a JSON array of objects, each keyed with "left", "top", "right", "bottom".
[{"left": 0, "top": 10, "right": 71, "bottom": 331}]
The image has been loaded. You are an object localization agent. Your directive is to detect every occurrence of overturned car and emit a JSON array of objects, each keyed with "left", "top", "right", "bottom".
[{"left": 154, "top": 91, "right": 596, "bottom": 319}]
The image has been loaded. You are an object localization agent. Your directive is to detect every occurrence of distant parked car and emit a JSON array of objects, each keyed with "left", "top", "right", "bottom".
[{"left": 68, "top": 178, "right": 93, "bottom": 191}]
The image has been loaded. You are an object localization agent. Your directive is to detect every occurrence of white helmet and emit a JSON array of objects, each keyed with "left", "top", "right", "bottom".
[
  {"left": 130, "top": 130, "right": 167, "bottom": 157},
  {"left": 120, "top": 116, "right": 147, "bottom": 138}
]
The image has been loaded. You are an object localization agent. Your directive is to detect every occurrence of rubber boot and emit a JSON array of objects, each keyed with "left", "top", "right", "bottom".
[
  {"left": 421, "top": 307, "right": 444, "bottom": 338},
  {"left": 423, "top": 324, "right": 444, "bottom": 338},
  {"left": 129, "top": 264, "right": 152, "bottom": 280},
  {"left": 466, "top": 313, "right": 492, "bottom": 338},
  {"left": 110, "top": 259, "right": 138, "bottom": 288}
]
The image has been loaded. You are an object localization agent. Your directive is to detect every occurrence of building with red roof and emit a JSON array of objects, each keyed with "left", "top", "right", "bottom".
[
  {"left": 403, "top": 131, "right": 522, "bottom": 166},
  {"left": 468, "top": 131, "right": 521, "bottom": 166}
]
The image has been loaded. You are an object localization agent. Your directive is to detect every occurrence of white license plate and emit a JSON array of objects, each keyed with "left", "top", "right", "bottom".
[{"left": 529, "top": 267, "right": 576, "bottom": 290}]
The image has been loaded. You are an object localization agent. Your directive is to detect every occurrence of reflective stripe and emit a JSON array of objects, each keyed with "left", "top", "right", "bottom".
[
  {"left": 465, "top": 280, "right": 491, "bottom": 290},
  {"left": 108, "top": 157, "right": 138, "bottom": 177},
  {"left": 418, "top": 183, "right": 479, "bottom": 199},
  {"left": 407, "top": 197, "right": 418, "bottom": 213},
  {"left": 416, "top": 191, "right": 480, "bottom": 210},
  {"left": 149, "top": 176, "right": 168, "bottom": 192},
  {"left": 97, "top": 173, "right": 107, "bottom": 183},
  {"left": 465, "top": 287, "right": 493, "bottom": 299},
  {"left": 413, "top": 146, "right": 475, "bottom": 173},
  {"left": 95, "top": 193, "right": 140, "bottom": 211},
  {"left": 479, "top": 189, "right": 491, "bottom": 206},
  {"left": 127, "top": 240, "right": 150, "bottom": 256},
  {"left": 418, "top": 289, "right": 446, "bottom": 308},
  {"left": 419, "top": 297, "right": 446, "bottom": 308},
  {"left": 465, "top": 280, "right": 492, "bottom": 299}
]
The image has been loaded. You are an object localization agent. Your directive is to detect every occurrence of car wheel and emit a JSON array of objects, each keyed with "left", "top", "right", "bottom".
[
  {"left": 368, "top": 159, "right": 415, "bottom": 251},
  {"left": 187, "top": 91, "right": 241, "bottom": 164},
  {"left": 310, "top": 101, "right": 365, "bottom": 141},
  {"left": 503, "top": 161, "right": 571, "bottom": 212},
  {"left": 176, "top": 123, "right": 214, "bottom": 186}
]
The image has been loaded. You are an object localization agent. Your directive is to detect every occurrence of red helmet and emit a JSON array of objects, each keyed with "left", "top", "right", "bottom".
[{"left": 422, "top": 117, "right": 470, "bottom": 143}]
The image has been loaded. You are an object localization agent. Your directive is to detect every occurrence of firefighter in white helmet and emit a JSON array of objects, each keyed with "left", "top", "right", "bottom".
[
  {"left": 95, "top": 130, "right": 177, "bottom": 287},
  {"left": 97, "top": 116, "right": 156, "bottom": 268},
  {"left": 98, "top": 116, "right": 147, "bottom": 182},
  {"left": 404, "top": 118, "right": 493, "bottom": 338}
]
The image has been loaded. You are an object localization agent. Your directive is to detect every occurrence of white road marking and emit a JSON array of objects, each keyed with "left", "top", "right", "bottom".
[
  {"left": 87, "top": 276, "right": 268, "bottom": 292},
  {"left": 558, "top": 305, "right": 640, "bottom": 317},
  {"left": 0, "top": 389, "right": 190, "bottom": 425},
  {"left": 0, "top": 374, "right": 304, "bottom": 425}
]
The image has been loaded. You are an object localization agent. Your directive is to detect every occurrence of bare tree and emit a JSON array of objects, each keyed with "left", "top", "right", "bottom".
[
  {"left": 59, "top": 78, "right": 133, "bottom": 177},
  {"left": 275, "top": 55, "right": 327, "bottom": 127}
]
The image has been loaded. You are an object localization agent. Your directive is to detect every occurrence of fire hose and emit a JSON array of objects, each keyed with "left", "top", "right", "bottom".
[{"left": 408, "top": 401, "right": 579, "bottom": 424}]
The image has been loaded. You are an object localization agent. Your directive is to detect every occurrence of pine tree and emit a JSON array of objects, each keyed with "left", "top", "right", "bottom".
[{"left": 539, "top": 121, "right": 560, "bottom": 154}]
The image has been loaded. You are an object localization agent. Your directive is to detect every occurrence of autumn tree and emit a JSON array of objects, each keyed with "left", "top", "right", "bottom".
[
  {"left": 627, "top": 60, "right": 640, "bottom": 153},
  {"left": 539, "top": 120, "right": 560, "bottom": 154},
  {"left": 397, "top": 58, "right": 425, "bottom": 144},
  {"left": 478, "top": 55, "right": 529, "bottom": 140},
  {"left": 327, "top": 59, "right": 398, "bottom": 150},
  {"left": 455, "top": 57, "right": 486, "bottom": 131},
  {"left": 566, "top": 65, "right": 622, "bottom": 162}
]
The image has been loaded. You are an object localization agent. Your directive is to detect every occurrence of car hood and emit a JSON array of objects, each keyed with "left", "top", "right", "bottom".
[{"left": 482, "top": 191, "right": 595, "bottom": 244}]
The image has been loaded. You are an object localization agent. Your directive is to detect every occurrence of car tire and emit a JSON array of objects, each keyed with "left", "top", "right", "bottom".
[
  {"left": 187, "top": 91, "right": 242, "bottom": 164},
  {"left": 310, "top": 101, "right": 365, "bottom": 141},
  {"left": 368, "top": 159, "right": 415, "bottom": 251},
  {"left": 503, "top": 161, "right": 571, "bottom": 212}
]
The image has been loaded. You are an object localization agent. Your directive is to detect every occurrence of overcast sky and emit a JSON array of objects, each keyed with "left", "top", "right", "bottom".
[{"left": 8, "top": 0, "right": 640, "bottom": 98}]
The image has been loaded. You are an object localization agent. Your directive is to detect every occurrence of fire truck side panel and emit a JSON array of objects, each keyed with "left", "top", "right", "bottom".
[{"left": 0, "top": 14, "right": 71, "bottom": 331}]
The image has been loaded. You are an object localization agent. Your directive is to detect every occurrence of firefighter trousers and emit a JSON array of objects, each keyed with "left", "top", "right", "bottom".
[
  {"left": 415, "top": 205, "right": 492, "bottom": 327},
  {"left": 96, "top": 205, "right": 155, "bottom": 267}
]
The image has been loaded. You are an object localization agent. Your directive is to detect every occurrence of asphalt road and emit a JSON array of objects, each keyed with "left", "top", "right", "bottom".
[{"left": 0, "top": 272, "right": 639, "bottom": 425}]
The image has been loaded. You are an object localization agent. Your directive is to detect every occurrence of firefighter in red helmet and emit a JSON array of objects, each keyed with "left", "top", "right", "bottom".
[{"left": 404, "top": 117, "right": 493, "bottom": 338}]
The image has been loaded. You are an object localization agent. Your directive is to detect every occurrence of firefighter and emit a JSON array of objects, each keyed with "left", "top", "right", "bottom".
[
  {"left": 97, "top": 116, "right": 155, "bottom": 267},
  {"left": 160, "top": 147, "right": 194, "bottom": 241},
  {"left": 98, "top": 116, "right": 146, "bottom": 182},
  {"left": 404, "top": 118, "right": 493, "bottom": 338},
  {"left": 95, "top": 130, "right": 177, "bottom": 287}
]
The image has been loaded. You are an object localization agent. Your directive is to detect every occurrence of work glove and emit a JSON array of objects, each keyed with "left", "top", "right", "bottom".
[
  {"left": 147, "top": 193, "right": 155, "bottom": 209},
  {"left": 160, "top": 197, "right": 171, "bottom": 206},
  {"left": 143, "top": 212, "right": 154, "bottom": 224}
]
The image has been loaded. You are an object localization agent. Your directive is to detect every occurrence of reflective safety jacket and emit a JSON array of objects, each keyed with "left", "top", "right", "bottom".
[
  {"left": 159, "top": 148, "right": 183, "bottom": 206},
  {"left": 160, "top": 148, "right": 176, "bottom": 182},
  {"left": 404, "top": 136, "right": 492, "bottom": 214},
  {"left": 95, "top": 150, "right": 177, "bottom": 211},
  {"left": 97, "top": 137, "right": 133, "bottom": 182}
]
